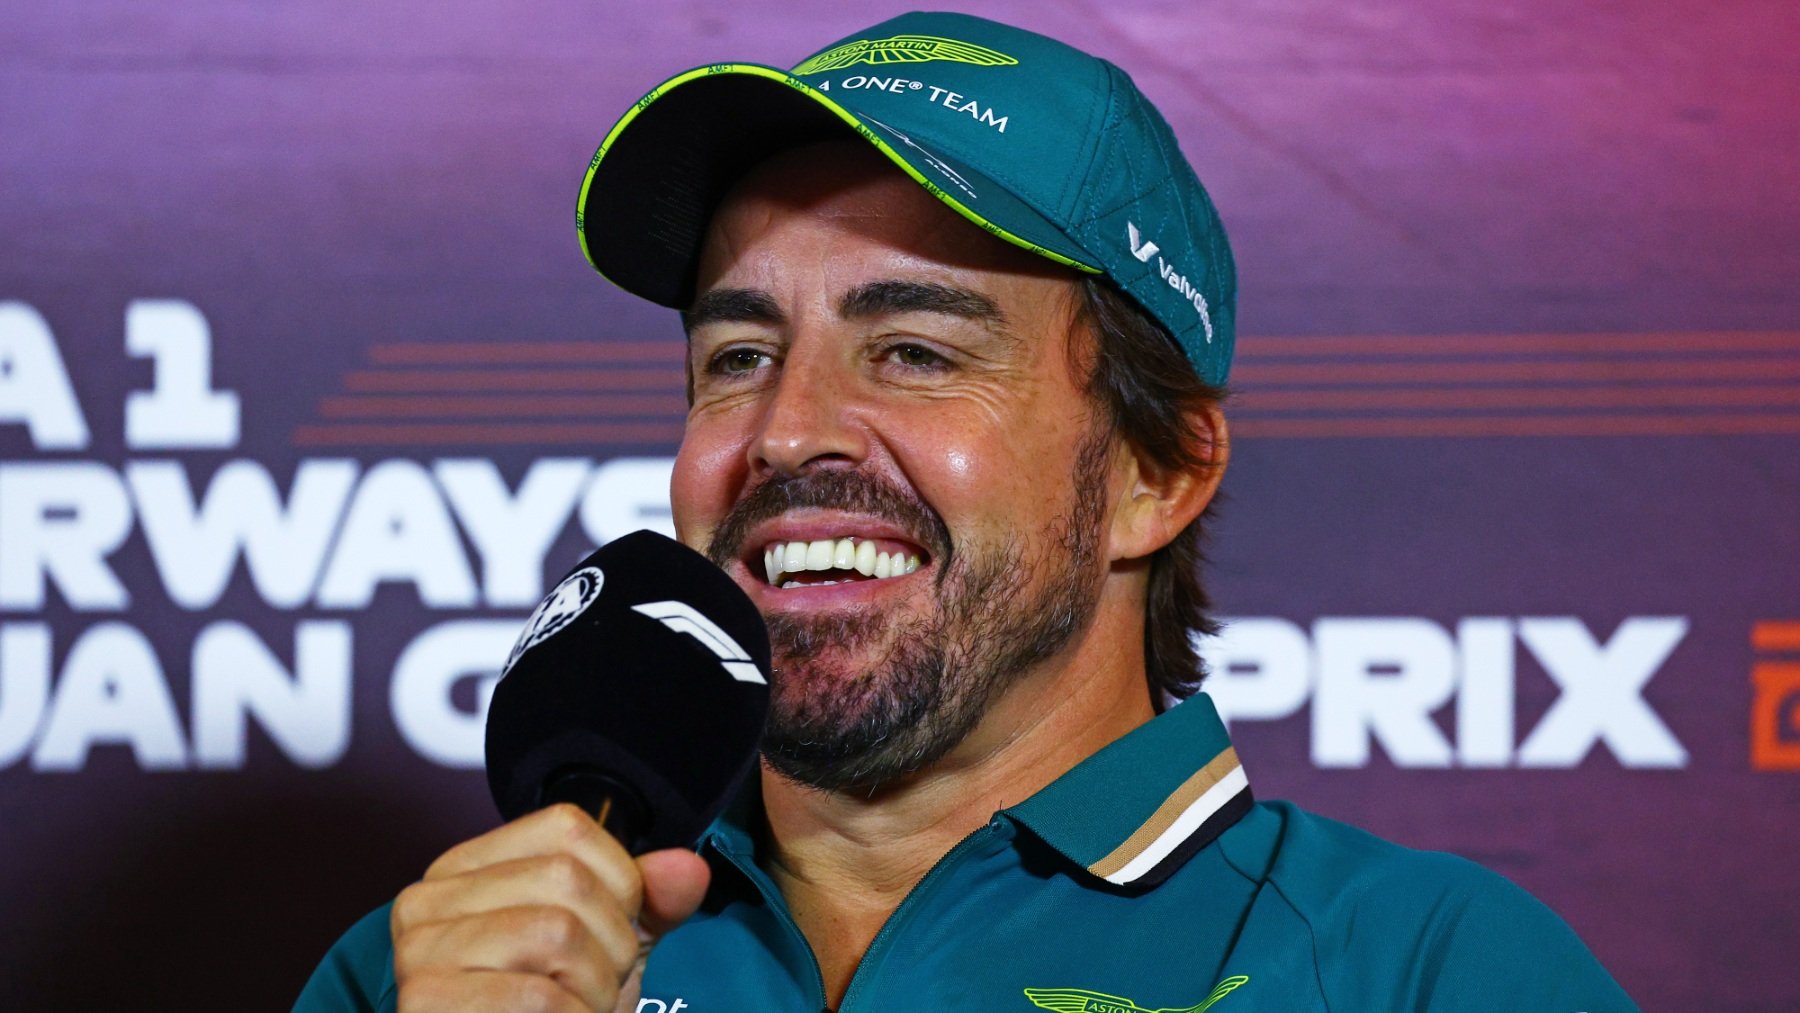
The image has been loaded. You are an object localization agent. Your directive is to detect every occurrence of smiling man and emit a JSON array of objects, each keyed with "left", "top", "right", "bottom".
[{"left": 297, "top": 12, "right": 1636, "bottom": 1013}]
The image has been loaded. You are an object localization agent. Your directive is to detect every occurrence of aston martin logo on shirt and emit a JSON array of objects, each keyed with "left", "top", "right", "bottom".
[
  {"left": 793, "top": 35, "right": 1019, "bottom": 75},
  {"left": 1023, "top": 975, "right": 1250, "bottom": 1013}
]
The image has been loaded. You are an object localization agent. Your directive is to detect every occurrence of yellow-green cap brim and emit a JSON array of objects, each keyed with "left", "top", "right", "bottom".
[{"left": 577, "top": 63, "right": 1100, "bottom": 308}]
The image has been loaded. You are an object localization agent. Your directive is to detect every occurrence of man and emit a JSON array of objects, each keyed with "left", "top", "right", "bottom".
[{"left": 299, "top": 12, "right": 1636, "bottom": 1012}]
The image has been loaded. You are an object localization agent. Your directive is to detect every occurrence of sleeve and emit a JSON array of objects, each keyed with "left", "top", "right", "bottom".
[
  {"left": 1409, "top": 866, "right": 1639, "bottom": 1013},
  {"left": 291, "top": 902, "right": 397, "bottom": 1013}
]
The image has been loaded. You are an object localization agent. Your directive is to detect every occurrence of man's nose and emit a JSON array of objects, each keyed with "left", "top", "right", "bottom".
[{"left": 749, "top": 342, "right": 868, "bottom": 477}]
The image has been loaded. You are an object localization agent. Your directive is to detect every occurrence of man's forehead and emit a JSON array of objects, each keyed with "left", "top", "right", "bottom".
[
  {"left": 693, "top": 142, "right": 1077, "bottom": 316},
  {"left": 686, "top": 279, "right": 1015, "bottom": 339}
]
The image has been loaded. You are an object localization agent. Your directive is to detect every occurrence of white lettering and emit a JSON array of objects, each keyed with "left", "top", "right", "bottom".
[
  {"left": 437, "top": 458, "right": 588, "bottom": 607},
  {"left": 0, "top": 462, "right": 132, "bottom": 610},
  {"left": 1312, "top": 618, "right": 1455, "bottom": 767},
  {"left": 1200, "top": 618, "right": 1310, "bottom": 724},
  {"left": 1198, "top": 615, "right": 1688, "bottom": 769},
  {"left": 129, "top": 459, "right": 358, "bottom": 610},
  {"left": 33, "top": 623, "right": 187, "bottom": 770},
  {"left": 192, "top": 621, "right": 351, "bottom": 769},
  {"left": 124, "top": 300, "right": 239, "bottom": 449},
  {"left": 390, "top": 619, "right": 514, "bottom": 767},
  {"left": 0, "top": 623, "right": 50, "bottom": 767},
  {"left": 1455, "top": 618, "right": 1514, "bottom": 767},
  {"left": 317, "top": 460, "right": 478, "bottom": 608},
  {"left": 0, "top": 302, "right": 89, "bottom": 449},
  {"left": 1516, "top": 617, "right": 1688, "bottom": 767},
  {"left": 579, "top": 456, "right": 675, "bottom": 545}
]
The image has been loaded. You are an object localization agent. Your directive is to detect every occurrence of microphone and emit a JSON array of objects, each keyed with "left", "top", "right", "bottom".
[{"left": 484, "top": 529, "right": 771, "bottom": 854}]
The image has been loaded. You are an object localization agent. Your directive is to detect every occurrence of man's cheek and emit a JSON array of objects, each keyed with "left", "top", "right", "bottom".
[{"left": 669, "top": 441, "right": 737, "bottom": 545}]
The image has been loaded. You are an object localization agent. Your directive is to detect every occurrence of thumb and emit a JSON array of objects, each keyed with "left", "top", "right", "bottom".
[{"left": 634, "top": 847, "right": 711, "bottom": 939}]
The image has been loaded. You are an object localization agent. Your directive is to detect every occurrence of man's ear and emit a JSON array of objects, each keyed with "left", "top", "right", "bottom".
[{"left": 1108, "top": 404, "right": 1229, "bottom": 562}]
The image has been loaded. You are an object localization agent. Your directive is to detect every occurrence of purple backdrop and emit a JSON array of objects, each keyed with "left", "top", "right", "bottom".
[{"left": 2, "top": 2, "right": 1797, "bottom": 1009}]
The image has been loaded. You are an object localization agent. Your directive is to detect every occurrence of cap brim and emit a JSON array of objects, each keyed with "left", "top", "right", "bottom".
[{"left": 577, "top": 64, "right": 1100, "bottom": 308}]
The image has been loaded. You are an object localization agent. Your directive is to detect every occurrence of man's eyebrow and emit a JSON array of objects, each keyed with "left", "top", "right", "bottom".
[
  {"left": 683, "top": 288, "right": 785, "bottom": 332},
  {"left": 838, "top": 280, "right": 1009, "bottom": 330}
]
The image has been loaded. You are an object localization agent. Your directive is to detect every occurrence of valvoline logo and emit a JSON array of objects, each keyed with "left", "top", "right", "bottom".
[{"left": 1128, "top": 222, "right": 1215, "bottom": 344}]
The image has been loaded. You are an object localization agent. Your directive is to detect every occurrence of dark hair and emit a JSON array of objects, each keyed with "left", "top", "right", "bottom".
[{"left": 1070, "top": 277, "right": 1227, "bottom": 707}]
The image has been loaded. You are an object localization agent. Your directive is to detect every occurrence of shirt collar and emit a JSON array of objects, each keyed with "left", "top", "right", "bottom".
[
  {"left": 1003, "top": 692, "right": 1253, "bottom": 889},
  {"left": 704, "top": 692, "right": 1252, "bottom": 890}
]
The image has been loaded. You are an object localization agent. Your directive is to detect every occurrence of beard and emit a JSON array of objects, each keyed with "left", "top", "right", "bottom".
[{"left": 706, "top": 427, "right": 1111, "bottom": 794}]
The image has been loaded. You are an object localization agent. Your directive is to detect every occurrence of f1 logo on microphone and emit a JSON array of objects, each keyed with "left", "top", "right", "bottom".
[{"left": 632, "top": 601, "right": 766, "bottom": 685}]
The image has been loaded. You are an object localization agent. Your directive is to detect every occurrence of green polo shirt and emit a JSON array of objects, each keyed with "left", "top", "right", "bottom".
[{"left": 297, "top": 694, "right": 1637, "bottom": 1011}]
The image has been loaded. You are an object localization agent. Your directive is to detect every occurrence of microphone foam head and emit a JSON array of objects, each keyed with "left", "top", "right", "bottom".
[{"left": 485, "top": 530, "right": 770, "bottom": 851}]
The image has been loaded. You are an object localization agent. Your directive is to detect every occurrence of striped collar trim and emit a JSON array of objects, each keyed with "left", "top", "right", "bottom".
[
  {"left": 1004, "top": 693, "right": 1253, "bottom": 889},
  {"left": 1086, "top": 745, "right": 1250, "bottom": 884}
]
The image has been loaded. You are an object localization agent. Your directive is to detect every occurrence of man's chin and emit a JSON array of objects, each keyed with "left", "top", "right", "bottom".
[
  {"left": 766, "top": 654, "right": 882, "bottom": 722},
  {"left": 759, "top": 658, "right": 952, "bottom": 793}
]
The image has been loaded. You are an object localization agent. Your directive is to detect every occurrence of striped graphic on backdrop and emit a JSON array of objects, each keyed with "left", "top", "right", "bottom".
[
  {"left": 291, "top": 340, "right": 688, "bottom": 447},
  {"left": 1230, "top": 330, "right": 1800, "bottom": 438},
  {"left": 291, "top": 331, "right": 1800, "bottom": 447}
]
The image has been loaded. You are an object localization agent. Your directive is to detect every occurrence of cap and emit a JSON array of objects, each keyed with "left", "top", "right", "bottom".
[{"left": 577, "top": 11, "right": 1237, "bottom": 384}]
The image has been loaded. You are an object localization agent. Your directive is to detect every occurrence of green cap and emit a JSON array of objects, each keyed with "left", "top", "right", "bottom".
[{"left": 577, "top": 11, "right": 1237, "bottom": 384}]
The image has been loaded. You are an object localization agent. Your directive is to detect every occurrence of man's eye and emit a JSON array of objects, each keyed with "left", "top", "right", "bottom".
[
  {"left": 711, "top": 348, "right": 772, "bottom": 374},
  {"left": 886, "top": 344, "right": 945, "bottom": 369}
]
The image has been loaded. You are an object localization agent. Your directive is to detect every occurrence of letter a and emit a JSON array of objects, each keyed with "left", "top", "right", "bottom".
[{"left": 0, "top": 302, "right": 89, "bottom": 450}]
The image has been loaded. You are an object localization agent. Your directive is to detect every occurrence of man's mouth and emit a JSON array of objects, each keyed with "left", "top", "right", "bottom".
[{"left": 760, "top": 536, "right": 925, "bottom": 588}]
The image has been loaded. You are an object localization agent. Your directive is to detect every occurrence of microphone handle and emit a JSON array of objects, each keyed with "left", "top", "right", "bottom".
[{"left": 539, "top": 767, "right": 652, "bottom": 854}]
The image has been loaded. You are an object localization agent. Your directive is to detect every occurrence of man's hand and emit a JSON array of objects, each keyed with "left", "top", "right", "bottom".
[{"left": 390, "top": 803, "right": 712, "bottom": 1012}]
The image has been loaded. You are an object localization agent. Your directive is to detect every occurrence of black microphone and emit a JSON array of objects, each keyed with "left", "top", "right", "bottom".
[{"left": 484, "top": 530, "right": 771, "bottom": 854}]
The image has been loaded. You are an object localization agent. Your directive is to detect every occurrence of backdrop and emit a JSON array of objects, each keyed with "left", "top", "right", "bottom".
[{"left": 2, "top": 2, "right": 1796, "bottom": 1009}]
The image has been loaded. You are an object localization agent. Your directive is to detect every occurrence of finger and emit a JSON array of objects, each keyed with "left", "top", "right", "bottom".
[
  {"left": 634, "top": 848, "right": 712, "bottom": 940},
  {"left": 614, "top": 961, "right": 648, "bottom": 1013},
  {"left": 424, "top": 804, "right": 643, "bottom": 914},
  {"left": 394, "top": 906, "right": 620, "bottom": 1012},
  {"left": 398, "top": 968, "right": 590, "bottom": 1013},
  {"left": 393, "top": 853, "right": 642, "bottom": 973}
]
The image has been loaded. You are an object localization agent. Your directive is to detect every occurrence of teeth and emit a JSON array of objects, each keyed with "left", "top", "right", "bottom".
[{"left": 763, "top": 537, "right": 925, "bottom": 586}]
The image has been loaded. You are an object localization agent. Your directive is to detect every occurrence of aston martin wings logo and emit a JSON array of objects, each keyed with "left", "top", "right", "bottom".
[
  {"left": 1023, "top": 975, "right": 1249, "bottom": 1013},
  {"left": 793, "top": 35, "right": 1019, "bottom": 75}
]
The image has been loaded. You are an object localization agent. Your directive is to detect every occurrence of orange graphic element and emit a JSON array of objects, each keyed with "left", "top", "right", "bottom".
[
  {"left": 1236, "top": 384, "right": 1800, "bottom": 413},
  {"left": 1231, "top": 356, "right": 1800, "bottom": 386},
  {"left": 367, "top": 341, "right": 683, "bottom": 365},
  {"left": 291, "top": 421, "right": 685, "bottom": 447},
  {"left": 317, "top": 393, "right": 687, "bottom": 419},
  {"left": 1231, "top": 414, "right": 1800, "bottom": 440},
  {"left": 341, "top": 367, "right": 685, "bottom": 393},
  {"left": 1751, "top": 622, "right": 1800, "bottom": 772},
  {"left": 1238, "top": 330, "right": 1800, "bottom": 358}
]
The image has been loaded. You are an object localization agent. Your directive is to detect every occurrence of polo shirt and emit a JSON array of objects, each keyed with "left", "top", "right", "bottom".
[{"left": 296, "top": 694, "right": 1638, "bottom": 1012}]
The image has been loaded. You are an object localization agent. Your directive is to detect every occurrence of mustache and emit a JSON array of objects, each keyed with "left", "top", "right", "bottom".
[{"left": 706, "top": 469, "right": 952, "bottom": 571}]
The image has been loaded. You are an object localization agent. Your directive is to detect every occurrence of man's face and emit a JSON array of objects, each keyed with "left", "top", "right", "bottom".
[{"left": 672, "top": 142, "right": 1119, "bottom": 792}]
